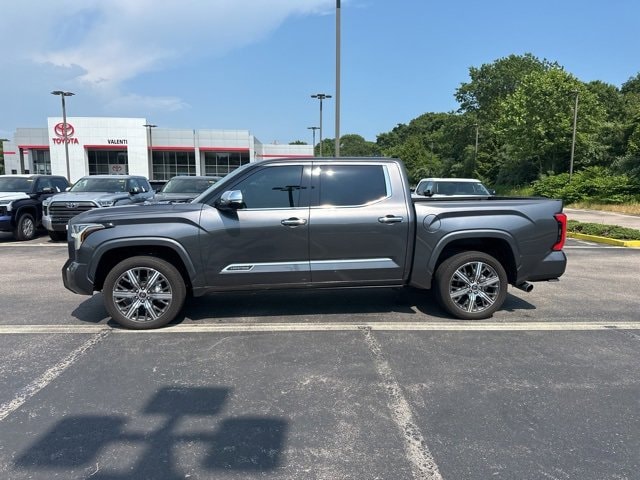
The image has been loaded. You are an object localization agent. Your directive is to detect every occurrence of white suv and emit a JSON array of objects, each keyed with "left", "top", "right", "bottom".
[{"left": 414, "top": 178, "right": 494, "bottom": 197}]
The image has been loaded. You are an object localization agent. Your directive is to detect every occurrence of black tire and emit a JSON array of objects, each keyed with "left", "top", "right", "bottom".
[
  {"left": 48, "top": 230, "right": 67, "bottom": 242},
  {"left": 103, "top": 256, "right": 187, "bottom": 329},
  {"left": 434, "top": 251, "right": 508, "bottom": 320},
  {"left": 13, "top": 213, "right": 36, "bottom": 241}
]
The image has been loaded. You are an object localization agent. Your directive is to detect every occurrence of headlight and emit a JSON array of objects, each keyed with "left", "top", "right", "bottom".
[
  {"left": 98, "top": 200, "right": 115, "bottom": 207},
  {"left": 0, "top": 200, "right": 13, "bottom": 211},
  {"left": 70, "top": 223, "right": 105, "bottom": 250}
]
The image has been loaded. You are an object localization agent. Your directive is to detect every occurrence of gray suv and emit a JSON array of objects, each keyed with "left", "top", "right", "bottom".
[{"left": 43, "top": 175, "right": 153, "bottom": 241}]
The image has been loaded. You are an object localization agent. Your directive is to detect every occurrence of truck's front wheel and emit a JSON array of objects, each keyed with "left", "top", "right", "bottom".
[
  {"left": 103, "top": 256, "right": 186, "bottom": 329},
  {"left": 434, "top": 251, "right": 507, "bottom": 320}
]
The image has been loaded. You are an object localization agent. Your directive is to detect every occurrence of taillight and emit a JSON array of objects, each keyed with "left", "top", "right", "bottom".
[{"left": 553, "top": 213, "right": 567, "bottom": 251}]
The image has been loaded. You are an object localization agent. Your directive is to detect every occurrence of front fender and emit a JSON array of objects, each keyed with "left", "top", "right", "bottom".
[{"left": 87, "top": 237, "right": 197, "bottom": 282}]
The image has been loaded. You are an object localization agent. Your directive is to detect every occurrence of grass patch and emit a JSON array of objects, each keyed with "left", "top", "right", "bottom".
[
  {"left": 567, "top": 202, "right": 640, "bottom": 215},
  {"left": 567, "top": 220, "right": 640, "bottom": 240}
]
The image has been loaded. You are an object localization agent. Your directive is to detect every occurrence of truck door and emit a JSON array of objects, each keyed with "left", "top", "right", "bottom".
[
  {"left": 309, "top": 161, "right": 410, "bottom": 285},
  {"left": 200, "top": 164, "right": 311, "bottom": 288}
]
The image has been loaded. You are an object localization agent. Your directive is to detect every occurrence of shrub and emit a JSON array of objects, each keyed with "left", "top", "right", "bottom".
[
  {"left": 567, "top": 220, "right": 640, "bottom": 240},
  {"left": 532, "top": 167, "right": 639, "bottom": 203}
]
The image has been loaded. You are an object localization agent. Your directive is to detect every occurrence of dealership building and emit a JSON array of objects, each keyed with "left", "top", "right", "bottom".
[{"left": 1, "top": 117, "right": 313, "bottom": 182}]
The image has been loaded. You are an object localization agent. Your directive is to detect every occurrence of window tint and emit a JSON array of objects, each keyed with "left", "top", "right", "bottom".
[
  {"left": 232, "top": 165, "right": 304, "bottom": 209},
  {"left": 52, "top": 178, "right": 69, "bottom": 192},
  {"left": 318, "top": 165, "right": 387, "bottom": 206}
]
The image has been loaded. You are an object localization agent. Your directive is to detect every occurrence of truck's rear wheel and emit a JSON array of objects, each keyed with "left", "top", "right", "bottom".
[
  {"left": 434, "top": 251, "right": 507, "bottom": 320},
  {"left": 103, "top": 256, "right": 186, "bottom": 329}
]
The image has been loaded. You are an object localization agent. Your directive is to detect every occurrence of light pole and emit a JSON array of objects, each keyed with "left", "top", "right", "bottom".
[
  {"left": 569, "top": 91, "right": 579, "bottom": 181},
  {"left": 335, "top": 0, "right": 341, "bottom": 157},
  {"left": 311, "top": 93, "right": 331, "bottom": 156},
  {"left": 0, "top": 138, "right": 9, "bottom": 175},
  {"left": 143, "top": 124, "right": 157, "bottom": 176},
  {"left": 474, "top": 123, "right": 479, "bottom": 167},
  {"left": 307, "top": 126, "right": 319, "bottom": 154},
  {"left": 51, "top": 90, "right": 75, "bottom": 180}
]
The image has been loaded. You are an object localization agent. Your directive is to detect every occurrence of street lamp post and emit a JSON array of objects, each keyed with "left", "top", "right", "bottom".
[
  {"left": 143, "top": 124, "right": 157, "bottom": 176},
  {"left": 311, "top": 93, "right": 331, "bottom": 156},
  {"left": 307, "top": 126, "right": 319, "bottom": 154},
  {"left": 51, "top": 90, "right": 75, "bottom": 181},
  {"left": 335, "top": 0, "right": 341, "bottom": 157},
  {"left": 0, "top": 138, "right": 9, "bottom": 175},
  {"left": 569, "top": 92, "right": 579, "bottom": 181}
]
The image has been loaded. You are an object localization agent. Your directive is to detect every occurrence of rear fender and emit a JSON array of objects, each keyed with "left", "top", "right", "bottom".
[{"left": 410, "top": 229, "right": 519, "bottom": 290}]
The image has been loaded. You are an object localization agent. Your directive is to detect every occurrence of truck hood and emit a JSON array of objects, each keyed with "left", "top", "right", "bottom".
[
  {"left": 48, "top": 192, "right": 132, "bottom": 204},
  {"left": 0, "top": 192, "right": 29, "bottom": 202},
  {"left": 70, "top": 202, "right": 204, "bottom": 225}
]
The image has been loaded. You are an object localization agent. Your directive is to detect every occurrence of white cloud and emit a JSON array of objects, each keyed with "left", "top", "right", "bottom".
[{"left": 2, "top": 0, "right": 334, "bottom": 113}]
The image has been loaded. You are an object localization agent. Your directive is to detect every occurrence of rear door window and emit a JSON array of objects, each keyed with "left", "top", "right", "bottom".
[{"left": 315, "top": 165, "right": 389, "bottom": 207}]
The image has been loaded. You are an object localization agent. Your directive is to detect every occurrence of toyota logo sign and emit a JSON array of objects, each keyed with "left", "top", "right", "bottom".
[{"left": 54, "top": 122, "right": 75, "bottom": 138}]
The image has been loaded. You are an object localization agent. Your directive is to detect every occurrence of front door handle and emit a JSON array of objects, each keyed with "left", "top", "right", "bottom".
[
  {"left": 281, "top": 217, "right": 308, "bottom": 227},
  {"left": 378, "top": 215, "right": 404, "bottom": 224}
]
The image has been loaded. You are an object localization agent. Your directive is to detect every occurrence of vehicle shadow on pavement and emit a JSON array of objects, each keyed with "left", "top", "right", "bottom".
[
  {"left": 14, "top": 386, "right": 288, "bottom": 478},
  {"left": 71, "top": 288, "right": 536, "bottom": 327}
]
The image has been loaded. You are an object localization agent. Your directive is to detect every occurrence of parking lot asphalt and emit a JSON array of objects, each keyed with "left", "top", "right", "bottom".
[{"left": 0, "top": 235, "right": 638, "bottom": 479}]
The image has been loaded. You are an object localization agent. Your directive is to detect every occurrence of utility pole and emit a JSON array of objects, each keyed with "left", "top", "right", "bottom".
[{"left": 569, "top": 92, "right": 579, "bottom": 181}]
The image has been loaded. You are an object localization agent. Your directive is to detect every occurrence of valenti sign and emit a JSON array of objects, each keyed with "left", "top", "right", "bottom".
[{"left": 52, "top": 122, "right": 79, "bottom": 144}]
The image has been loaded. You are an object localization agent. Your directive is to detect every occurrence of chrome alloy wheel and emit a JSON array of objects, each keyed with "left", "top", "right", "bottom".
[
  {"left": 22, "top": 217, "right": 35, "bottom": 238},
  {"left": 448, "top": 261, "right": 501, "bottom": 313},
  {"left": 112, "top": 267, "right": 173, "bottom": 323}
]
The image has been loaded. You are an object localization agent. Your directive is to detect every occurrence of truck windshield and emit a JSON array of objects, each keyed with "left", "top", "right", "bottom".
[
  {"left": 70, "top": 178, "right": 129, "bottom": 193},
  {"left": 0, "top": 177, "right": 34, "bottom": 192}
]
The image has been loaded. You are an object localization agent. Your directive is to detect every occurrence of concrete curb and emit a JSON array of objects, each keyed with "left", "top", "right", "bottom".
[{"left": 568, "top": 232, "right": 640, "bottom": 248}]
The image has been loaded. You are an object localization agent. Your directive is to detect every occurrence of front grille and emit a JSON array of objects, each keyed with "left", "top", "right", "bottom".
[{"left": 50, "top": 201, "right": 97, "bottom": 224}]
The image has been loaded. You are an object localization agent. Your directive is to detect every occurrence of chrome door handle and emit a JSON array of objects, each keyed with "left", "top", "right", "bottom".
[
  {"left": 378, "top": 215, "right": 404, "bottom": 224},
  {"left": 281, "top": 217, "right": 308, "bottom": 227}
]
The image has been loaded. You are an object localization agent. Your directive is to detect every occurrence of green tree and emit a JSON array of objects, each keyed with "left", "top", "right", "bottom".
[
  {"left": 289, "top": 140, "right": 307, "bottom": 145},
  {"left": 495, "top": 68, "right": 606, "bottom": 180}
]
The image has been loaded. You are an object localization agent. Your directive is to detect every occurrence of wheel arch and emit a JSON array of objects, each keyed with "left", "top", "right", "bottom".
[
  {"left": 91, "top": 240, "right": 195, "bottom": 294},
  {"left": 413, "top": 230, "right": 519, "bottom": 289}
]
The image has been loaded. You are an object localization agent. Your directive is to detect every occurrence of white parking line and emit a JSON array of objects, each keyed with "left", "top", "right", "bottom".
[
  {"left": 0, "top": 321, "right": 638, "bottom": 334},
  {"left": 362, "top": 327, "right": 443, "bottom": 480},
  {"left": 0, "top": 330, "right": 110, "bottom": 422},
  {"left": 0, "top": 243, "right": 66, "bottom": 247}
]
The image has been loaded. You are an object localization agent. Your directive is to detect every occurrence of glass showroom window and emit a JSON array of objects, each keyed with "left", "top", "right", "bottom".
[
  {"left": 88, "top": 150, "right": 129, "bottom": 175},
  {"left": 203, "top": 151, "right": 250, "bottom": 177},
  {"left": 152, "top": 151, "right": 196, "bottom": 180},
  {"left": 31, "top": 150, "right": 51, "bottom": 175}
]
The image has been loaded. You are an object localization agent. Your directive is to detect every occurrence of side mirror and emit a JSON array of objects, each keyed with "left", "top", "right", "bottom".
[
  {"left": 488, "top": 189, "right": 496, "bottom": 196},
  {"left": 424, "top": 189, "right": 433, "bottom": 197},
  {"left": 40, "top": 187, "right": 55, "bottom": 194},
  {"left": 129, "top": 187, "right": 141, "bottom": 195},
  {"left": 215, "top": 190, "right": 244, "bottom": 210},
  {"left": 65, "top": 186, "right": 71, "bottom": 192}
]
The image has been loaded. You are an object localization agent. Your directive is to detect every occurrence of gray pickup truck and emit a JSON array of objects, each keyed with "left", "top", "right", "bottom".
[{"left": 62, "top": 157, "right": 567, "bottom": 329}]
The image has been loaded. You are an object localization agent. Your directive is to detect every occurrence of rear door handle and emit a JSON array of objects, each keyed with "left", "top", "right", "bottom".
[
  {"left": 378, "top": 215, "right": 404, "bottom": 224},
  {"left": 281, "top": 217, "right": 308, "bottom": 227}
]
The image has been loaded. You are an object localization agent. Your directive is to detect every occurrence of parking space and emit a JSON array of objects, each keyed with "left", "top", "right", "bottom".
[{"left": 0, "top": 243, "right": 638, "bottom": 479}]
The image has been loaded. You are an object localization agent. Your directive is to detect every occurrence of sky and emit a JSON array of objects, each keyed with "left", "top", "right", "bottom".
[{"left": 1, "top": 0, "right": 639, "bottom": 144}]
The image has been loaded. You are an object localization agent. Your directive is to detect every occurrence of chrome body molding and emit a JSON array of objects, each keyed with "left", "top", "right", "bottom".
[{"left": 221, "top": 258, "right": 399, "bottom": 274}]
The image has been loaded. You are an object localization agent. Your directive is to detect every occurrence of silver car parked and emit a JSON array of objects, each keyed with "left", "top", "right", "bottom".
[{"left": 43, "top": 175, "right": 154, "bottom": 241}]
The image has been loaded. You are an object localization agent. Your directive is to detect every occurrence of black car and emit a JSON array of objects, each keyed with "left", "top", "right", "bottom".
[{"left": 0, "top": 175, "right": 70, "bottom": 240}]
